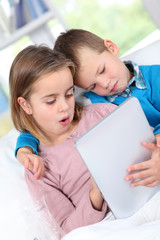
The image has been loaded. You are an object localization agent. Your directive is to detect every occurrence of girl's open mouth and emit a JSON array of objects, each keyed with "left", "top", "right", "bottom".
[{"left": 59, "top": 117, "right": 70, "bottom": 126}]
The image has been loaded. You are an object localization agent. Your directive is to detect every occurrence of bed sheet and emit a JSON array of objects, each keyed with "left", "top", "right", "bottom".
[{"left": 62, "top": 218, "right": 160, "bottom": 240}]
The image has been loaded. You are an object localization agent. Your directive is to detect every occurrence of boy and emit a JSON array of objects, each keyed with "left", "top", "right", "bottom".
[
  {"left": 17, "top": 29, "right": 160, "bottom": 187},
  {"left": 54, "top": 29, "right": 160, "bottom": 141}
]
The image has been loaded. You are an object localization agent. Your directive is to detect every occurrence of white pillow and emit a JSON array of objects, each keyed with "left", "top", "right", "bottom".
[
  {"left": 121, "top": 39, "right": 160, "bottom": 65},
  {"left": 0, "top": 129, "right": 60, "bottom": 240}
]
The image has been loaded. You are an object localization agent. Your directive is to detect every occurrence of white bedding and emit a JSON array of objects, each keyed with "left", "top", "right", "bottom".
[
  {"left": 62, "top": 218, "right": 160, "bottom": 240},
  {"left": 1, "top": 40, "right": 160, "bottom": 240},
  {"left": 0, "top": 129, "right": 61, "bottom": 240}
]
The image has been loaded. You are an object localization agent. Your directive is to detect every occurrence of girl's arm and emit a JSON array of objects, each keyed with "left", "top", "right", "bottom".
[
  {"left": 90, "top": 176, "right": 104, "bottom": 210},
  {"left": 26, "top": 170, "right": 107, "bottom": 234}
]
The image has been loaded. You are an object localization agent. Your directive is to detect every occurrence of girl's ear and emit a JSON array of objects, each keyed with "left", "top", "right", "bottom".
[
  {"left": 104, "top": 40, "right": 120, "bottom": 55},
  {"left": 17, "top": 97, "right": 32, "bottom": 115}
]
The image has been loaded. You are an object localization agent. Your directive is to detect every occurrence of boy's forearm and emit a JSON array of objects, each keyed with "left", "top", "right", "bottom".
[
  {"left": 15, "top": 132, "right": 39, "bottom": 157},
  {"left": 17, "top": 146, "right": 34, "bottom": 155}
]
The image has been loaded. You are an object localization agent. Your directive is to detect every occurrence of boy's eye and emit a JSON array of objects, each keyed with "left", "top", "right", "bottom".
[
  {"left": 100, "top": 67, "right": 105, "bottom": 74},
  {"left": 88, "top": 84, "right": 96, "bottom": 91}
]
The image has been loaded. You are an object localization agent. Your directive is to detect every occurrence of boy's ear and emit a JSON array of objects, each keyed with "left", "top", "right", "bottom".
[
  {"left": 104, "top": 40, "right": 120, "bottom": 55},
  {"left": 17, "top": 97, "right": 32, "bottom": 115}
]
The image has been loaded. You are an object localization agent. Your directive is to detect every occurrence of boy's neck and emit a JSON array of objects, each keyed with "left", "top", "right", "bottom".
[
  {"left": 125, "top": 62, "right": 134, "bottom": 82},
  {"left": 129, "top": 71, "right": 134, "bottom": 81}
]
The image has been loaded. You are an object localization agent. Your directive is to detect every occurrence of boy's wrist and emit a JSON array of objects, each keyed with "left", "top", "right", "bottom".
[{"left": 17, "top": 146, "right": 34, "bottom": 155}]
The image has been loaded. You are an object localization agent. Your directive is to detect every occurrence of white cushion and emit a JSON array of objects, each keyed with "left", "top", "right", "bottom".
[
  {"left": 121, "top": 39, "right": 160, "bottom": 65},
  {"left": 0, "top": 129, "right": 59, "bottom": 240}
]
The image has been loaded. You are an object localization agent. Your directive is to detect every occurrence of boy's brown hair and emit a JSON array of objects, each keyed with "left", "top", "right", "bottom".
[
  {"left": 9, "top": 45, "right": 83, "bottom": 144},
  {"left": 54, "top": 29, "right": 107, "bottom": 77}
]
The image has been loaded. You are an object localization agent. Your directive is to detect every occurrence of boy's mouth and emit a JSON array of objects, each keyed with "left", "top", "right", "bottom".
[{"left": 111, "top": 82, "right": 118, "bottom": 92}]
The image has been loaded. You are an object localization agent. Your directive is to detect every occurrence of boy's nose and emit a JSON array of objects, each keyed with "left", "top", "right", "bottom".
[{"left": 99, "top": 79, "right": 109, "bottom": 89}]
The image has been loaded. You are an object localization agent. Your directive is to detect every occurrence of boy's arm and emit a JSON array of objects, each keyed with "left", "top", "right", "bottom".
[
  {"left": 15, "top": 132, "right": 39, "bottom": 156},
  {"left": 16, "top": 132, "right": 45, "bottom": 179},
  {"left": 153, "top": 124, "right": 160, "bottom": 147}
]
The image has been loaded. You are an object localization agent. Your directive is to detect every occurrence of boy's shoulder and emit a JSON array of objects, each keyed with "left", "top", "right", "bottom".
[
  {"left": 84, "top": 91, "right": 108, "bottom": 104},
  {"left": 139, "top": 64, "right": 160, "bottom": 84},
  {"left": 139, "top": 64, "right": 160, "bottom": 71},
  {"left": 139, "top": 64, "right": 160, "bottom": 75}
]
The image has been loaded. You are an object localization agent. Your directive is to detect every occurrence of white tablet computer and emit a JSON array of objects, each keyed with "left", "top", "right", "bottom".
[{"left": 75, "top": 97, "right": 160, "bottom": 218}]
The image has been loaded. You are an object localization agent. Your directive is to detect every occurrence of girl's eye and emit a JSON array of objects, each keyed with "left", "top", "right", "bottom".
[
  {"left": 46, "top": 99, "right": 55, "bottom": 105},
  {"left": 66, "top": 92, "right": 74, "bottom": 98},
  {"left": 66, "top": 88, "right": 74, "bottom": 98}
]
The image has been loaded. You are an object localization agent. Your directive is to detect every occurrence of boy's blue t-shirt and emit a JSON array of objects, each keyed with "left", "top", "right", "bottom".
[
  {"left": 16, "top": 64, "right": 160, "bottom": 154},
  {"left": 84, "top": 65, "right": 160, "bottom": 135}
]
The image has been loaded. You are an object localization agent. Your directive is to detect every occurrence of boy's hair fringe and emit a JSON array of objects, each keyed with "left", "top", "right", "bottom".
[{"left": 54, "top": 29, "right": 107, "bottom": 78}]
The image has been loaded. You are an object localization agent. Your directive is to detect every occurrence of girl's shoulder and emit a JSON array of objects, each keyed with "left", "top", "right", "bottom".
[
  {"left": 76, "top": 103, "right": 116, "bottom": 137},
  {"left": 83, "top": 102, "right": 117, "bottom": 121}
]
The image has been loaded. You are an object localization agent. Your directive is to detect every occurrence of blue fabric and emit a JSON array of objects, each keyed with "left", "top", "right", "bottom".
[
  {"left": 107, "top": 61, "right": 147, "bottom": 102},
  {"left": 84, "top": 65, "right": 160, "bottom": 135},
  {"left": 15, "top": 64, "right": 160, "bottom": 155},
  {"left": 15, "top": 132, "right": 39, "bottom": 156}
]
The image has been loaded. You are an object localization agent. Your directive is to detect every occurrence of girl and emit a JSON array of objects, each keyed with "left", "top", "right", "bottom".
[{"left": 9, "top": 45, "right": 116, "bottom": 236}]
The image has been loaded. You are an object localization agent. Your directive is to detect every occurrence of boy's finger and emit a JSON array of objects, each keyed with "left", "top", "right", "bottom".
[
  {"left": 141, "top": 141, "right": 156, "bottom": 151},
  {"left": 145, "top": 180, "right": 159, "bottom": 187},
  {"left": 125, "top": 168, "right": 151, "bottom": 182},
  {"left": 130, "top": 176, "right": 154, "bottom": 187},
  {"left": 155, "top": 134, "right": 160, "bottom": 148},
  {"left": 32, "top": 156, "right": 42, "bottom": 173},
  {"left": 24, "top": 158, "right": 30, "bottom": 170},
  {"left": 127, "top": 160, "right": 150, "bottom": 173},
  {"left": 28, "top": 162, "right": 34, "bottom": 172},
  {"left": 34, "top": 166, "right": 44, "bottom": 180}
]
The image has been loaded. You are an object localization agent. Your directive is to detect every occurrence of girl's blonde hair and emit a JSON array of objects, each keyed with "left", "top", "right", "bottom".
[{"left": 9, "top": 45, "right": 83, "bottom": 144}]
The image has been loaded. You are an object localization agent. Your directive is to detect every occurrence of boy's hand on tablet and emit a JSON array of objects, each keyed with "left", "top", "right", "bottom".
[
  {"left": 17, "top": 147, "right": 45, "bottom": 180},
  {"left": 125, "top": 141, "right": 160, "bottom": 187},
  {"left": 155, "top": 134, "right": 160, "bottom": 148}
]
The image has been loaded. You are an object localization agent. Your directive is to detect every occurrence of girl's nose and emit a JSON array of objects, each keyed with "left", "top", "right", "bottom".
[{"left": 58, "top": 99, "right": 69, "bottom": 112}]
